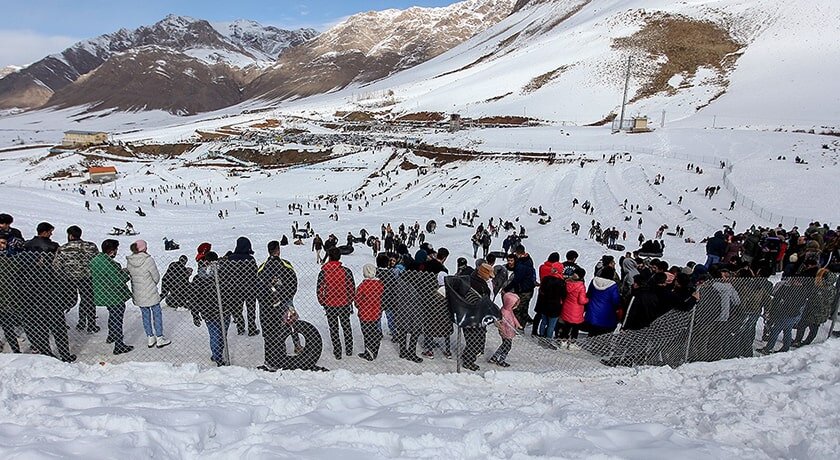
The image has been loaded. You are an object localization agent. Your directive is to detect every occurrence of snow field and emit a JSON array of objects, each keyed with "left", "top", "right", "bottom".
[{"left": 2, "top": 338, "right": 840, "bottom": 458}]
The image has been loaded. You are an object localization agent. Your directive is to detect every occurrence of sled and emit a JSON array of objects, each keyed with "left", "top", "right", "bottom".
[
  {"left": 338, "top": 244, "right": 354, "bottom": 255},
  {"left": 538, "top": 218, "right": 552, "bottom": 225},
  {"left": 488, "top": 251, "right": 507, "bottom": 259},
  {"left": 268, "top": 320, "right": 324, "bottom": 371},
  {"left": 445, "top": 223, "right": 456, "bottom": 229},
  {"left": 426, "top": 220, "right": 437, "bottom": 233}
]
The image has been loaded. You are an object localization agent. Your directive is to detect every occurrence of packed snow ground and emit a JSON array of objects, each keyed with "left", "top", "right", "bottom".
[{"left": 2, "top": 339, "right": 840, "bottom": 458}]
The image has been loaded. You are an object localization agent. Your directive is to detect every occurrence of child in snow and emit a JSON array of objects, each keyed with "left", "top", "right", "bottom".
[
  {"left": 489, "top": 292, "right": 522, "bottom": 367},
  {"left": 355, "top": 264, "right": 384, "bottom": 361}
]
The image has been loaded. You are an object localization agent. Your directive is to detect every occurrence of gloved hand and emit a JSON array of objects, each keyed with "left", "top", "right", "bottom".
[{"left": 193, "top": 316, "right": 202, "bottom": 327}]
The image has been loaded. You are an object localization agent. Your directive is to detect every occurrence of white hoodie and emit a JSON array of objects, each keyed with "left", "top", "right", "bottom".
[{"left": 126, "top": 252, "right": 161, "bottom": 307}]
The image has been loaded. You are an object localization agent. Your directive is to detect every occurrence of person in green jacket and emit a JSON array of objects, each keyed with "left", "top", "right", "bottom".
[{"left": 90, "top": 239, "right": 134, "bottom": 355}]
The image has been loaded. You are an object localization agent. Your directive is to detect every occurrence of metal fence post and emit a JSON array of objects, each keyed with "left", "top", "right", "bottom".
[
  {"left": 455, "top": 327, "right": 462, "bottom": 373},
  {"left": 684, "top": 306, "right": 697, "bottom": 365},
  {"left": 828, "top": 280, "right": 840, "bottom": 340},
  {"left": 212, "top": 261, "right": 231, "bottom": 365}
]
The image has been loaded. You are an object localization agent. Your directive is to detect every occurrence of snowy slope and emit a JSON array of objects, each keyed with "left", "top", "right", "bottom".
[{"left": 281, "top": 0, "right": 840, "bottom": 129}]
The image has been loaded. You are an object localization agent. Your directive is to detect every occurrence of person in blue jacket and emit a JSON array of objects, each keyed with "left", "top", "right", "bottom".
[{"left": 584, "top": 266, "right": 621, "bottom": 336}]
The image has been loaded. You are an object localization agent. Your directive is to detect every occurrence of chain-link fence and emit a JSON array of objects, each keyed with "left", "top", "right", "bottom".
[{"left": 1, "top": 250, "right": 838, "bottom": 376}]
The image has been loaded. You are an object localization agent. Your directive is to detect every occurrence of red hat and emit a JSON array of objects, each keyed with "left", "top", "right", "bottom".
[{"left": 196, "top": 242, "right": 212, "bottom": 261}]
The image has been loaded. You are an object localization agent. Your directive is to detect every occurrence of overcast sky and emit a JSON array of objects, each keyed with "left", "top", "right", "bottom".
[{"left": 0, "top": 0, "right": 458, "bottom": 68}]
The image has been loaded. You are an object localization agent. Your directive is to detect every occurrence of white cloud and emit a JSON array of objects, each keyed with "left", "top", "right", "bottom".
[{"left": 0, "top": 30, "right": 80, "bottom": 68}]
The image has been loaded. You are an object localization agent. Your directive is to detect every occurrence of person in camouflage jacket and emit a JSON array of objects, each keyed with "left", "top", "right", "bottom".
[{"left": 54, "top": 225, "right": 99, "bottom": 333}]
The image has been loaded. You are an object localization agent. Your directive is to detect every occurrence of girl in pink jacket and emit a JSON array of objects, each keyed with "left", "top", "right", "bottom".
[
  {"left": 559, "top": 267, "right": 588, "bottom": 344},
  {"left": 490, "top": 292, "right": 522, "bottom": 367}
]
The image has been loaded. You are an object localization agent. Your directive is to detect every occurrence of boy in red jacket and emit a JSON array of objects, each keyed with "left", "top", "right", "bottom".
[{"left": 356, "top": 264, "right": 384, "bottom": 361}]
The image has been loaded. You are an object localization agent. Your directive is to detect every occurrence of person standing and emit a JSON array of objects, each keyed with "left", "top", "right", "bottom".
[
  {"left": 355, "top": 264, "right": 384, "bottom": 361},
  {"left": 17, "top": 248, "right": 75, "bottom": 361},
  {"left": 489, "top": 293, "right": 521, "bottom": 367},
  {"left": 558, "top": 268, "right": 588, "bottom": 344},
  {"left": 0, "top": 235, "right": 21, "bottom": 352},
  {"left": 54, "top": 225, "right": 99, "bottom": 333},
  {"left": 126, "top": 240, "right": 170, "bottom": 348},
  {"left": 534, "top": 262, "right": 565, "bottom": 339},
  {"left": 89, "top": 239, "right": 134, "bottom": 355},
  {"left": 584, "top": 266, "right": 621, "bottom": 336},
  {"left": 161, "top": 255, "right": 192, "bottom": 310},
  {"left": 316, "top": 247, "right": 355, "bottom": 359},
  {"left": 223, "top": 237, "right": 260, "bottom": 336},
  {"left": 504, "top": 244, "right": 537, "bottom": 327},
  {"left": 462, "top": 263, "right": 494, "bottom": 371},
  {"left": 312, "top": 234, "right": 324, "bottom": 263},
  {"left": 23, "top": 222, "right": 59, "bottom": 253},
  {"left": 0, "top": 213, "right": 25, "bottom": 255},
  {"left": 704, "top": 231, "right": 728, "bottom": 268},
  {"left": 258, "top": 241, "right": 301, "bottom": 370},
  {"left": 190, "top": 251, "right": 231, "bottom": 366}
]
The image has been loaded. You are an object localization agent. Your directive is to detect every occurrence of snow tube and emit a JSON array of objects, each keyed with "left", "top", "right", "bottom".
[
  {"left": 445, "top": 223, "right": 456, "bottom": 229},
  {"left": 607, "top": 244, "right": 626, "bottom": 252},
  {"left": 426, "top": 220, "right": 437, "bottom": 233},
  {"left": 338, "top": 244, "right": 354, "bottom": 255},
  {"left": 275, "top": 321, "right": 323, "bottom": 370},
  {"left": 443, "top": 275, "right": 501, "bottom": 328},
  {"left": 488, "top": 251, "right": 507, "bottom": 259}
]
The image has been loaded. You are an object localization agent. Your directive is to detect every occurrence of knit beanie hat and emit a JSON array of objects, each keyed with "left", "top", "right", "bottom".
[
  {"left": 478, "top": 263, "right": 493, "bottom": 280},
  {"left": 196, "top": 242, "right": 212, "bottom": 261},
  {"left": 135, "top": 239, "right": 147, "bottom": 252}
]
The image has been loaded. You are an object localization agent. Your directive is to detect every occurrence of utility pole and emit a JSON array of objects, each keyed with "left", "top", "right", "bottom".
[{"left": 616, "top": 56, "right": 632, "bottom": 134}]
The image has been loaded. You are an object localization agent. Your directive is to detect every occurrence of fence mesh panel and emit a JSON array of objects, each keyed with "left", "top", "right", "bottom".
[{"left": 1, "top": 250, "right": 838, "bottom": 376}]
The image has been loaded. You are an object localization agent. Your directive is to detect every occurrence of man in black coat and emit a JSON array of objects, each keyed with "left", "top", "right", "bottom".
[
  {"left": 704, "top": 231, "right": 728, "bottom": 268},
  {"left": 258, "top": 241, "right": 301, "bottom": 370},
  {"left": 0, "top": 213, "right": 25, "bottom": 255},
  {"left": 16, "top": 251, "right": 75, "bottom": 361},
  {"left": 221, "top": 236, "right": 260, "bottom": 336},
  {"left": 161, "top": 255, "right": 192, "bottom": 310},
  {"left": 461, "top": 263, "right": 494, "bottom": 371},
  {"left": 23, "top": 222, "right": 59, "bottom": 253},
  {"left": 505, "top": 245, "right": 536, "bottom": 327}
]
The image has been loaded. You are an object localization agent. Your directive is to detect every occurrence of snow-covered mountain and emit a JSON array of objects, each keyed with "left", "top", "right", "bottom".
[
  {"left": 246, "top": 0, "right": 517, "bottom": 101},
  {"left": 0, "top": 65, "right": 20, "bottom": 79},
  {"left": 294, "top": 0, "right": 840, "bottom": 129},
  {"left": 0, "top": 15, "right": 316, "bottom": 111}
]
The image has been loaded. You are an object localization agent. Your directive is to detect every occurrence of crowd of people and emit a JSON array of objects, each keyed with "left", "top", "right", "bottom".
[{"left": 1, "top": 208, "right": 838, "bottom": 372}]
